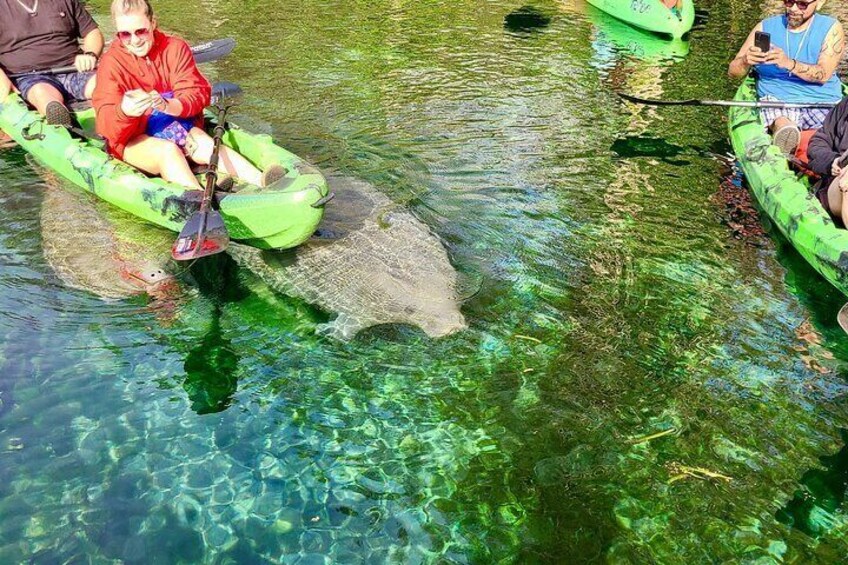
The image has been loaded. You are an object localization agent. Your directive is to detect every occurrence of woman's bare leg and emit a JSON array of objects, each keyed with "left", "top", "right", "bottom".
[
  {"left": 185, "top": 127, "right": 263, "bottom": 186},
  {"left": 827, "top": 168, "right": 848, "bottom": 225},
  {"left": 123, "top": 135, "right": 202, "bottom": 189},
  {"left": 84, "top": 74, "right": 96, "bottom": 99}
]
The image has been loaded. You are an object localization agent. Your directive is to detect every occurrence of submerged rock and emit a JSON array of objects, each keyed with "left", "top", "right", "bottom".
[
  {"left": 228, "top": 175, "right": 467, "bottom": 339},
  {"left": 40, "top": 186, "right": 178, "bottom": 300},
  {"left": 503, "top": 6, "right": 552, "bottom": 33}
]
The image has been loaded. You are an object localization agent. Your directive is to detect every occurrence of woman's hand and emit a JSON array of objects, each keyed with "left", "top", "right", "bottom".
[
  {"left": 832, "top": 158, "right": 843, "bottom": 178},
  {"left": 147, "top": 90, "right": 169, "bottom": 113},
  {"left": 120, "top": 89, "right": 153, "bottom": 117}
]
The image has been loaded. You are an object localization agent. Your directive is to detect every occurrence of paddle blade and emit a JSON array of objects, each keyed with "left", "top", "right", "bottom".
[
  {"left": 616, "top": 92, "right": 699, "bottom": 106},
  {"left": 192, "top": 38, "right": 236, "bottom": 64},
  {"left": 172, "top": 210, "right": 230, "bottom": 261},
  {"left": 210, "top": 81, "right": 243, "bottom": 104}
]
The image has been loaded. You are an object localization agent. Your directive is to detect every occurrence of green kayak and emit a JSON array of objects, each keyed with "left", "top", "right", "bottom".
[
  {"left": 585, "top": 0, "right": 695, "bottom": 39},
  {"left": 728, "top": 78, "right": 848, "bottom": 295},
  {"left": 0, "top": 93, "right": 329, "bottom": 250}
]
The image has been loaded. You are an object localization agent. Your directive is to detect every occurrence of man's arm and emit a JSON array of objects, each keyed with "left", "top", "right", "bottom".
[
  {"left": 768, "top": 21, "right": 844, "bottom": 84},
  {"left": 81, "top": 28, "right": 103, "bottom": 58},
  {"left": 70, "top": 0, "right": 101, "bottom": 71},
  {"left": 729, "top": 24, "right": 766, "bottom": 79},
  {"left": 74, "top": 28, "right": 104, "bottom": 72}
]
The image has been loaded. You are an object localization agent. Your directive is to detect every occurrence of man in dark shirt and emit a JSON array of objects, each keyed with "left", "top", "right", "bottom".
[{"left": 0, "top": 0, "right": 103, "bottom": 125}]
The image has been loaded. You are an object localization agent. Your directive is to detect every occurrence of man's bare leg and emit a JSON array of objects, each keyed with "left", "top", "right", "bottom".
[
  {"left": 25, "top": 83, "right": 65, "bottom": 115},
  {"left": 771, "top": 116, "right": 795, "bottom": 132}
]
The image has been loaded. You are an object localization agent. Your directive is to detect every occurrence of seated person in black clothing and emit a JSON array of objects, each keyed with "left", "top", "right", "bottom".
[{"left": 808, "top": 97, "right": 848, "bottom": 226}]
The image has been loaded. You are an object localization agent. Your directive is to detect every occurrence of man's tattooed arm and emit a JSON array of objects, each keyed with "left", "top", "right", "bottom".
[{"left": 793, "top": 23, "right": 845, "bottom": 84}]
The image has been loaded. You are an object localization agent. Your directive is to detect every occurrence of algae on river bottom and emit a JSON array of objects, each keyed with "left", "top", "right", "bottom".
[{"left": 2, "top": 0, "right": 848, "bottom": 562}]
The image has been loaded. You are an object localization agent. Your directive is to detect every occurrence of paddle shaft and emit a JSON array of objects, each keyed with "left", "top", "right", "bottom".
[
  {"left": 201, "top": 106, "right": 229, "bottom": 215},
  {"left": 7, "top": 38, "right": 235, "bottom": 79},
  {"left": 193, "top": 105, "right": 230, "bottom": 247},
  {"left": 171, "top": 103, "right": 232, "bottom": 260},
  {"left": 617, "top": 92, "right": 837, "bottom": 109}
]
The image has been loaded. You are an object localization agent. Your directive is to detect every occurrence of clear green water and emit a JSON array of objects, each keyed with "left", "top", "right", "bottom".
[{"left": 3, "top": 0, "right": 848, "bottom": 562}]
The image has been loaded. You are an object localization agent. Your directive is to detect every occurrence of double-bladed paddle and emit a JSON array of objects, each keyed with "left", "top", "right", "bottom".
[
  {"left": 171, "top": 86, "right": 241, "bottom": 261},
  {"left": 617, "top": 92, "right": 837, "bottom": 109},
  {"left": 8, "top": 37, "right": 235, "bottom": 79}
]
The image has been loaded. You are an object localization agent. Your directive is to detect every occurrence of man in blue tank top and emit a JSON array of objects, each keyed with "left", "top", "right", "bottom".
[{"left": 728, "top": 0, "right": 844, "bottom": 155}]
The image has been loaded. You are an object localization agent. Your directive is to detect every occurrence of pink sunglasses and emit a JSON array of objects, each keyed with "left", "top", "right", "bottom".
[{"left": 116, "top": 28, "right": 150, "bottom": 44}]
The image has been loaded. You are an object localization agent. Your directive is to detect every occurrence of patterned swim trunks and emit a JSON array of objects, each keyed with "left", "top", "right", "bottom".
[
  {"left": 145, "top": 91, "right": 197, "bottom": 149},
  {"left": 759, "top": 95, "right": 834, "bottom": 131}
]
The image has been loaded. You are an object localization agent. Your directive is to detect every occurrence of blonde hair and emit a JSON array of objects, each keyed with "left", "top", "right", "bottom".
[{"left": 111, "top": 0, "right": 154, "bottom": 20}]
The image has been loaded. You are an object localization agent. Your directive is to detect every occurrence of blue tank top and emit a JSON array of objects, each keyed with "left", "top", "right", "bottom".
[{"left": 755, "top": 14, "right": 842, "bottom": 103}]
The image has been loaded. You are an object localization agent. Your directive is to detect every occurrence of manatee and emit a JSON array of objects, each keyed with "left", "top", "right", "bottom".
[
  {"left": 228, "top": 174, "right": 467, "bottom": 339},
  {"left": 40, "top": 185, "right": 178, "bottom": 300}
]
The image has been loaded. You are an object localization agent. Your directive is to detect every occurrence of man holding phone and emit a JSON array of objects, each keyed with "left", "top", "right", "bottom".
[
  {"left": 728, "top": 0, "right": 844, "bottom": 155},
  {"left": 0, "top": 0, "right": 103, "bottom": 126}
]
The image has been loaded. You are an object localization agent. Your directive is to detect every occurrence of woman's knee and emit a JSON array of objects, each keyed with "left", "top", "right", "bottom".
[
  {"left": 84, "top": 75, "right": 97, "bottom": 99},
  {"left": 186, "top": 128, "right": 213, "bottom": 162}
]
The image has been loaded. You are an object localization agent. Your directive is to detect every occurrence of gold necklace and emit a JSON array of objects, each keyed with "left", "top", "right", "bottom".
[{"left": 785, "top": 14, "right": 815, "bottom": 65}]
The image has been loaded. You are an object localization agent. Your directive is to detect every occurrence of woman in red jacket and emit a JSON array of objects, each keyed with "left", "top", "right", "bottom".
[{"left": 93, "top": 0, "right": 280, "bottom": 189}]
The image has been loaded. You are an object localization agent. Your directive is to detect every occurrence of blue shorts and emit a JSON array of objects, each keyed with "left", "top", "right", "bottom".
[
  {"left": 145, "top": 91, "right": 197, "bottom": 148},
  {"left": 12, "top": 71, "right": 94, "bottom": 103}
]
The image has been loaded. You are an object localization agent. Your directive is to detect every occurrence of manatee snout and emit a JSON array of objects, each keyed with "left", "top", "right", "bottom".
[{"left": 123, "top": 263, "right": 178, "bottom": 298}]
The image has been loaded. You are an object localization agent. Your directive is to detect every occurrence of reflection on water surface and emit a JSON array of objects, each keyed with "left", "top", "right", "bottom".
[{"left": 2, "top": 0, "right": 848, "bottom": 562}]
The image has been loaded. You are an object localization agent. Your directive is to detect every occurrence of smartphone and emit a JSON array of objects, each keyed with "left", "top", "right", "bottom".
[{"left": 754, "top": 31, "right": 771, "bottom": 52}]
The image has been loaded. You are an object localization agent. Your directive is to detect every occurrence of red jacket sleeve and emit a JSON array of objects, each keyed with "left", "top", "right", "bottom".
[
  {"left": 92, "top": 51, "right": 144, "bottom": 159},
  {"left": 166, "top": 39, "right": 211, "bottom": 118}
]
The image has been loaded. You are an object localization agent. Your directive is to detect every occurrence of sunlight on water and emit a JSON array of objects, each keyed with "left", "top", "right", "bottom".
[{"left": 2, "top": 0, "right": 848, "bottom": 562}]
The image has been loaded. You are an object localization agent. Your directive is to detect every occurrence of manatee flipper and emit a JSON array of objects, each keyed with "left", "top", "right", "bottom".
[{"left": 316, "top": 313, "right": 368, "bottom": 341}]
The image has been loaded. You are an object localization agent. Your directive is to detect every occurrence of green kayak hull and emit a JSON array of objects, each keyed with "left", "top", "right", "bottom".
[
  {"left": 588, "top": 6, "right": 689, "bottom": 63},
  {"left": 0, "top": 93, "right": 328, "bottom": 250},
  {"left": 585, "top": 0, "right": 695, "bottom": 39},
  {"left": 728, "top": 79, "right": 848, "bottom": 295}
]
